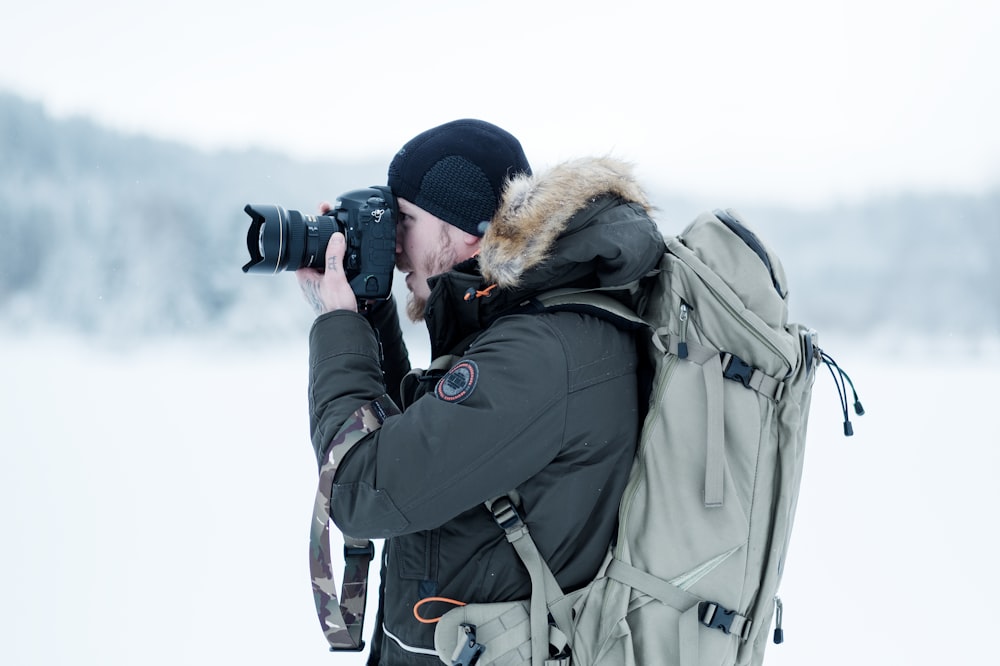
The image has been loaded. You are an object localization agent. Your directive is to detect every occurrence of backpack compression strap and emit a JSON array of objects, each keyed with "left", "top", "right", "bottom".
[
  {"left": 309, "top": 395, "right": 401, "bottom": 652},
  {"left": 606, "top": 558, "right": 754, "bottom": 666}
]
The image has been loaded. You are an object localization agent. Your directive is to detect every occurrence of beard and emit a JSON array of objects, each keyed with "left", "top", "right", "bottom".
[
  {"left": 405, "top": 292, "right": 428, "bottom": 323},
  {"left": 404, "top": 226, "right": 458, "bottom": 323}
]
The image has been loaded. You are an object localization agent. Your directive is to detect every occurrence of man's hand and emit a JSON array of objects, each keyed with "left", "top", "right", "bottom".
[{"left": 296, "top": 232, "right": 358, "bottom": 315}]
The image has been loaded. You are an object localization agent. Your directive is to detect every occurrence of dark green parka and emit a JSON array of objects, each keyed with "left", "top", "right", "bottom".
[{"left": 306, "top": 157, "right": 665, "bottom": 665}]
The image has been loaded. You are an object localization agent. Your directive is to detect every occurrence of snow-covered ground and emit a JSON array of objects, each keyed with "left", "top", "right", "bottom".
[{"left": 1, "top": 334, "right": 996, "bottom": 665}]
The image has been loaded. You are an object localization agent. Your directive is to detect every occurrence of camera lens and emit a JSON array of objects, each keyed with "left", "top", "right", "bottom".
[
  {"left": 297, "top": 212, "right": 338, "bottom": 271},
  {"left": 242, "top": 204, "right": 339, "bottom": 273},
  {"left": 243, "top": 204, "right": 287, "bottom": 273}
]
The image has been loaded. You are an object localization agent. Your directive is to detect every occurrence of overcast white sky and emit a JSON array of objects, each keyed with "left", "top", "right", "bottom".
[{"left": 2, "top": 0, "right": 997, "bottom": 206}]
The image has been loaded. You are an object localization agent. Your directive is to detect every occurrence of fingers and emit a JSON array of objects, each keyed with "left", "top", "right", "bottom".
[
  {"left": 294, "top": 233, "right": 357, "bottom": 316},
  {"left": 293, "top": 232, "right": 344, "bottom": 279},
  {"left": 324, "top": 233, "right": 358, "bottom": 313},
  {"left": 325, "top": 232, "right": 345, "bottom": 275}
]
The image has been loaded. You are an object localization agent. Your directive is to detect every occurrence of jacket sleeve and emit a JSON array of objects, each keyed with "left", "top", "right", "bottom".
[
  {"left": 364, "top": 295, "right": 411, "bottom": 408},
  {"left": 324, "top": 313, "right": 573, "bottom": 539},
  {"left": 306, "top": 310, "right": 394, "bottom": 466}
]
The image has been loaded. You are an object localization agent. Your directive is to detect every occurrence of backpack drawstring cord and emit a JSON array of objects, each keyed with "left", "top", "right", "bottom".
[{"left": 820, "top": 351, "right": 865, "bottom": 436}]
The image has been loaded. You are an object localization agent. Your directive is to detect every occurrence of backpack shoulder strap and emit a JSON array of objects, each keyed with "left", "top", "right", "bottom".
[
  {"left": 485, "top": 494, "right": 574, "bottom": 665},
  {"left": 534, "top": 288, "right": 647, "bottom": 329}
]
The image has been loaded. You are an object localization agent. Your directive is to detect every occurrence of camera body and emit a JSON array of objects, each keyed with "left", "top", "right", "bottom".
[{"left": 242, "top": 186, "right": 396, "bottom": 301}]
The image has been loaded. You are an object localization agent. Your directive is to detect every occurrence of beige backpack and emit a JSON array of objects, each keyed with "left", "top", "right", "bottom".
[{"left": 433, "top": 208, "right": 863, "bottom": 666}]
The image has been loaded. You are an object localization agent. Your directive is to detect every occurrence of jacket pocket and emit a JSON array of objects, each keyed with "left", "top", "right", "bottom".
[{"left": 393, "top": 528, "right": 441, "bottom": 582}]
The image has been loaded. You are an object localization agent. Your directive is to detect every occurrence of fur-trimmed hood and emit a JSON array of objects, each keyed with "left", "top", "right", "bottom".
[
  {"left": 477, "top": 156, "right": 663, "bottom": 293},
  {"left": 422, "top": 156, "right": 665, "bottom": 359}
]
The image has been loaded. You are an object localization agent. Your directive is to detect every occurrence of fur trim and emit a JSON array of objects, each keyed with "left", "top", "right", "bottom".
[{"left": 479, "top": 156, "right": 651, "bottom": 288}]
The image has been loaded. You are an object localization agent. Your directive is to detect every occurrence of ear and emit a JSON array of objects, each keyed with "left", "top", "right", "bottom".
[{"left": 453, "top": 228, "right": 481, "bottom": 263}]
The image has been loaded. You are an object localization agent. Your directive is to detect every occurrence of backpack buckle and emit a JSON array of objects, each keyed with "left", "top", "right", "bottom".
[
  {"left": 489, "top": 496, "right": 524, "bottom": 531},
  {"left": 699, "top": 601, "right": 753, "bottom": 641},
  {"left": 451, "top": 623, "right": 485, "bottom": 666},
  {"left": 721, "top": 353, "right": 754, "bottom": 389}
]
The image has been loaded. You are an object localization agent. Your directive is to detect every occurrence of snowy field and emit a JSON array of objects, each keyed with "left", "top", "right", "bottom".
[{"left": 1, "top": 333, "right": 996, "bottom": 665}]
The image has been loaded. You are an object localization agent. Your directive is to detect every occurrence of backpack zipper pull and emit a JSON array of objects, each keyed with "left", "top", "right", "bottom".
[
  {"left": 678, "top": 303, "right": 690, "bottom": 359},
  {"left": 773, "top": 596, "right": 784, "bottom": 644}
]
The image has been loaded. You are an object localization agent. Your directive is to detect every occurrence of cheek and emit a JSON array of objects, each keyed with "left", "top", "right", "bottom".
[{"left": 396, "top": 231, "right": 418, "bottom": 266}]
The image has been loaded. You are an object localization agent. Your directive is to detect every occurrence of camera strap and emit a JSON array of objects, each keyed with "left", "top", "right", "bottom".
[{"left": 309, "top": 394, "right": 401, "bottom": 652}]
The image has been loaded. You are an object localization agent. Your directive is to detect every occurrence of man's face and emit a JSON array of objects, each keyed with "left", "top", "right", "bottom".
[{"left": 395, "top": 198, "right": 477, "bottom": 322}]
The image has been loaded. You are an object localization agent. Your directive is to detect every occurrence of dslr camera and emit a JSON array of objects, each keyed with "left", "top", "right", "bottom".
[{"left": 242, "top": 186, "right": 397, "bottom": 301}]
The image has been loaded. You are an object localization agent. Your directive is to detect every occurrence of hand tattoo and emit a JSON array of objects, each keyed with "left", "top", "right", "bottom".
[{"left": 301, "top": 279, "right": 326, "bottom": 316}]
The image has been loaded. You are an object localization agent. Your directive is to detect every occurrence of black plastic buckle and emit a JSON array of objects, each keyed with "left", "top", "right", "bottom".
[
  {"left": 490, "top": 496, "right": 523, "bottom": 531},
  {"left": 699, "top": 602, "right": 751, "bottom": 640},
  {"left": 721, "top": 353, "right": 754, "bottom": 388},
  {"left": 329, "top": 641, "right": 366, "bottom": 653},
  {"left": 452, "top": 623, "right": 485, "bottom": 666},
  {"left": 344, "top": 540, "right": 375, "bottom": 561}
]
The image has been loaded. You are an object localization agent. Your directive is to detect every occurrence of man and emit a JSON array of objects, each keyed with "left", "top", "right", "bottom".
[{"left": 296, "top": 119, "right": 665, "bottom": 664}]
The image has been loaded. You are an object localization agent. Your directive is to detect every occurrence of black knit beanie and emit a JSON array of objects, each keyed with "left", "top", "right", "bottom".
[{"left": 387, "top": 119, "right": 532, "bottom": 237}]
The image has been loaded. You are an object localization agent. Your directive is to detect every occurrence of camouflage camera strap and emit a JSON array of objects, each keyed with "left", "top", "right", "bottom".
[{"left": 309, "top": 395, "right": 401, "bottom": 652}]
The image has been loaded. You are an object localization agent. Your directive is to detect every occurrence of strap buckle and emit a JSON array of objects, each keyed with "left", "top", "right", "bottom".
[
  {"left": 489, "top": 496, "right": 524, "bottom": 531},
  {"left": 721, "top": 353, "right": 754, "bottom": 388},
  {"left": 451, "top": 623, "right": 485, "bottom": 666},
  {"left": 344, "top": 540, "right": 375, "bottom": 561},
  {"left": 699, "top": 601, "right": 753, "bottom": 641}
]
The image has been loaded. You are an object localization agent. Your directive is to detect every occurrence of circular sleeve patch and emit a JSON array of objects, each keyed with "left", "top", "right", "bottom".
[{"left": 435, "top": 360, "right": 479, "bottom": 404}]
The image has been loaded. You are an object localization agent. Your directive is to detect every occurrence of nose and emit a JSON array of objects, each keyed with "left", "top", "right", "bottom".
[{"left": 395, "top": 224, "right": 403, "bottom": 254}]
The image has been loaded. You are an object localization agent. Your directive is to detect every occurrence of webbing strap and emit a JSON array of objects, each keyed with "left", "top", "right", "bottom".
[
  {"left": 720, "top": 352, "right": 785, "bottom": 400},
  {"left": 487, "top": 497, "right": 568, "bottom": 666},
  {"left": 607, "top": 558, "right": 708, "bottom": 666},
  {"left": 309, "top": 395, "right": 401, "bottom": 651},
  {"left": 669, "top": 338, "right": 726, "bottom": 508},
  {"left": 750, "top": 369, "right": 783, "bottom": 400},
  {"left": 609, "top": 557, "right": 700, "bottom": 666},
  {"left": 515, "top": 528, "right": 551, "bottom": 666},
  {"left": 534, "top": 289, "right": 646, "bottom": 329},
  {"left": 680, "top": 602, "right": 702, "bottom": 666},
  {"left": 607, "top": 559, "right": 701, "bottom": 610},
  {"left": 607, "top": 558, "right": 752, "bottom": 666},
  {"left": 703, "top": 352, "right": 725, "bottom": 508},
  {"left": 670, "top": 339, "right": 784, "bottom": 508}
]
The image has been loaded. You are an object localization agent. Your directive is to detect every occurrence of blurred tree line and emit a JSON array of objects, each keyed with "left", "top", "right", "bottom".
[
  {"left": 0, "top": 91, "right": 385, "bottom": 342},
  {"left": 1, "top": 91, "right": 997, "bottom": 345}
]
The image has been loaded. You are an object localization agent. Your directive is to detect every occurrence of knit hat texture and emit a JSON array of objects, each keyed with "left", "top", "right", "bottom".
[{"left": 387, "top": 119, "right": 531, "bottom": 236}]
